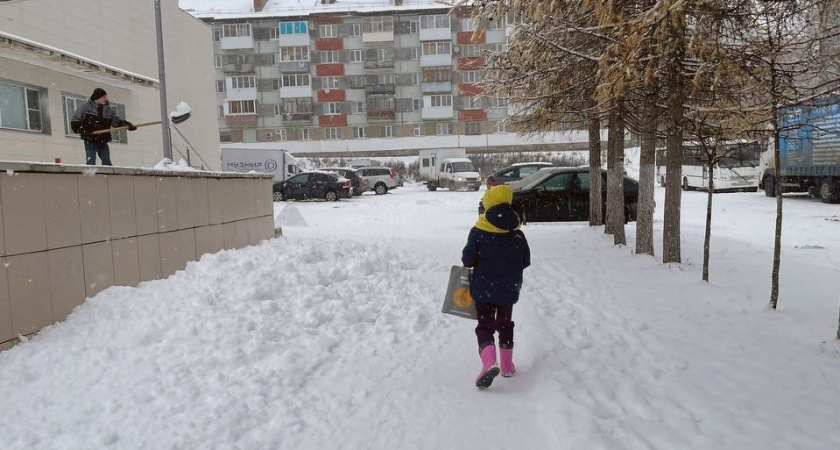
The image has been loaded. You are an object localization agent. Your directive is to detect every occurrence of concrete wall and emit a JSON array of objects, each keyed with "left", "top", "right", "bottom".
[
  {"left": 0, "top": 0, "right": 221, "bottom": 169},
  {"left": 0, "top": 163, "right": 275, "bottom": 351}
]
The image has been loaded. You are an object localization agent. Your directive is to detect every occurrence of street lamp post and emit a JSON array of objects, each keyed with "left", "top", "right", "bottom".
[{"left": 154, "top": 0, "right": 173, "bottom": 160}]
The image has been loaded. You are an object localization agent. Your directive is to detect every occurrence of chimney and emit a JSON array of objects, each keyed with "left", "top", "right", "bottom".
[
  {"left": 254, "top": 0, "right": 268, "bottom": 12},
  {"left": 394, "top": 0, "right": 403, "bottom": 5}
]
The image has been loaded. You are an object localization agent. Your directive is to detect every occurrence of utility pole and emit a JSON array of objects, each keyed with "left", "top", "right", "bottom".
[{"left": 154, "top": 0, "right": 173, "bottom": 159}]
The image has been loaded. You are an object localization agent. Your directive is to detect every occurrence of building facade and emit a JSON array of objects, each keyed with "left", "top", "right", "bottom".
[
  {"left": 0, "top": 0, "right": 221, "bottom": 169},
  {"left": 184, "top": 0, "right": 594, "bottom": 157}
]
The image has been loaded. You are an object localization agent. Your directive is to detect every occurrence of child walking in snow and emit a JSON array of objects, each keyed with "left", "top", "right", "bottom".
[{"left": 461, "top": 185, "right": 531, "bottom": 389}]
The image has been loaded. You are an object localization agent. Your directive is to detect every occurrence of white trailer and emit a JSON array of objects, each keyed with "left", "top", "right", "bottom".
[
  {"left": 417, "top": 148, "right": 481, "bottom": 191},
  {"left": 220, "top": 148, "right": 301, "bottom": 182}
]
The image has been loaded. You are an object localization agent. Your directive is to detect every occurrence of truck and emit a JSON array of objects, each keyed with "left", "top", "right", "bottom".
[
  {"left": 220, "top": 147, "right": 301, "bottom": 182},
  {"left": 417, "top": 148, "right": 482, "bottom": 191},
  {"left": 759, "top": 100, "right": 840, "bottom": 203}
]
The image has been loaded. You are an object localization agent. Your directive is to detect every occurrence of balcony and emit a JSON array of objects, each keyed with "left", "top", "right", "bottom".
[
  {"left": 278, "top": 61, "right": 310, "bottom": 73},
  {"left": 364, "top": 84, "right": 395, "bottom": 95},
  {"left": 282, "top": 113, "right": 313, "bottom": 123},
  {"left": 421, "top": 81, "right": 452, "bottom": 94},
  {"left": 364, "top": 59, "right": 394, "bottom": 70},
  {"left": 367, "top": 110, "right": 396, "bottom": 121},
  {"left": 223, "top": 63, "right": 254, "bottom": 74}
]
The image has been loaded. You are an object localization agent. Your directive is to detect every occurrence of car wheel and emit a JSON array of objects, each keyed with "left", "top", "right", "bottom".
[
  {"left": 682, "top": 177, "right": 690, "bottom": 191},
  {"left": 273, "top": 190, "right": 285, "bottom": 202},
  {"left": 763, "top": 175, "right": 776, "bottom": 197},
  {"left": 375, "top": 183, "right": 388, "bottom": 195},
  {"left": 324, "top": 190, "right": 338, "bottom": 202},
  {"left": 820, "top": 178, "right": 839, "bottom": 204}
]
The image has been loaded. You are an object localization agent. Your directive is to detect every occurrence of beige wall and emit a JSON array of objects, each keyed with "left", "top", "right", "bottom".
[
  {"left": 0, "top": 163, "right": 275, "bottom": 351},
  {"left": 0, "top": 0, "right": 221, "bottom": 169}
]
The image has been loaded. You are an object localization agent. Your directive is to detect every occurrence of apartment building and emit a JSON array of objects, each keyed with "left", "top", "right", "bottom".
[{"left": 182, "top": 0, "right": 592, "bottom": 157}]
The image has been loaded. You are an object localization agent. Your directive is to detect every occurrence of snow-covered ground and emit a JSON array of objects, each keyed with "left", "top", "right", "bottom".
[{"left": 1, "top": 177, "right": 840, "bottom": 449}]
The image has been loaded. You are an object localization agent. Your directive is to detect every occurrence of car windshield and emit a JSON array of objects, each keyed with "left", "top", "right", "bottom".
[
  {"left": 451, "top": 161, "right": 475, "bottom": 172},
  {"left": 516, "top": 168, "right": 558, "bottom": 190}
]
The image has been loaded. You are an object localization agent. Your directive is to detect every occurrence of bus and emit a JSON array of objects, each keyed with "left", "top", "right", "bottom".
[{"left": 655, "top": 140, "right": 762, "bottom": 192}]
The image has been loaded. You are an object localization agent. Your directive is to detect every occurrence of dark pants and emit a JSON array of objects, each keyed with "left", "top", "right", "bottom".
[
  {"left": 475, "top": 303, "right": 514, "bottom": 350},
  {"left": 84, "top": 141, "right": 112, "bottom": 166}
]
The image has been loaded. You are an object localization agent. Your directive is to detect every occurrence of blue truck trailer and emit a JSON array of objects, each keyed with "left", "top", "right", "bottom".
[{"left": 759, "top": 100, "right": 840, "bottom": 203}]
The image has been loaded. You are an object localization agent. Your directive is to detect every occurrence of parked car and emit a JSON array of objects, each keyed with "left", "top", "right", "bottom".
[
  {"left": 323, "top": 167, "right": 368, "bottom": 196},
  {"left": 485, "top": 162, "right": 554, "bottom": 188},
  {"left": 273, "top": 171, "right": 352, "bottom": 202},
  {"left": 481, "top": 167, "right": 639, "bottom": 223},
  {"left": 355, "top": 166, "right": 398, "bottom": 195}
]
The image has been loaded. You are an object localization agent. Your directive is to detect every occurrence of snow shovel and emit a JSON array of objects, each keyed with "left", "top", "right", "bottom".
[{"left": 92, "top": 102, "right": 192, "bottom": 135}]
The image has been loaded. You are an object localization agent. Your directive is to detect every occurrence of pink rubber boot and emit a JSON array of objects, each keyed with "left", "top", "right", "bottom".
[
  {"left": 499, "top": 347, "right": 515, "bottom": 377},
  {"left": 475, "top": 345, "right": 500, "bottom": 389}
]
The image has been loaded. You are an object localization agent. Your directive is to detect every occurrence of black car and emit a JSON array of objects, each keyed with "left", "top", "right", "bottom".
[
  {"left": 504, "top": 167, "right": 639, "bottom": 223},
  {"left": 273, "top": 171, "right": 353, "bottom": 202},
  {"left": 323, "top": 167, "right": 368, "bottom": 196},
  {"left": 485, "top": 162, "right": 554, "bottom": 188}
]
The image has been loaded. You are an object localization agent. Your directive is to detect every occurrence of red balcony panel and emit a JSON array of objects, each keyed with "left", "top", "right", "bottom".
[
  {"left": 458, "top": 57, "right": 485, "bottom": 71},
  {"left": 457, "top": 30, "right": 485, "bottom": 45},
  {"left": 319, "top": 115, "right": 347, "bottom": 128},
  {"left": 459, "top": 84, "right": 484, "bottom": 96},
  {"left": 459, "top": 110, "right": 487, "bottom": 122},
  {"left": 316, "top": 63, "right": 345, "bottom": 77},
  {"left": 226, "top": 115, "right": 258, "bottom": 127},
  {"left": 318, "top": 89, "right": 346, "bottom": 102},
  {"left": 316, "top": 38, "right": 344, "bottom": 51}
]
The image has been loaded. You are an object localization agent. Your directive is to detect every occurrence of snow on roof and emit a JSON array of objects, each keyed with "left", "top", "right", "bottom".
[{"left": 178, "top": 0, "right": 452, "bottom": 19}]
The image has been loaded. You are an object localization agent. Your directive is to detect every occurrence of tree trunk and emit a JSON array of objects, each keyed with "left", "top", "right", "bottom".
[
  {"left": 770, "top": 127, "right": 782, "bottom": 309},
  {"left": 589, "top": 105, "right": 604, "bottom": 226},
  {"left": 702, "top": 163, "right": 714, "bottom": 281},
  {"left": 636, "top": 92, "right": 657, "bottom": 256},
  {"left": 606, "top": 98, "right": 627, "bottom": 245},
  {"left": 662, "top": 24, "right": 686, "bottom": 264}
]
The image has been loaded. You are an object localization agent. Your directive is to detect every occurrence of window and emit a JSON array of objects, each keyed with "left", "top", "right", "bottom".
[
  {"left": 350, "top": 23, "right": 362, "bottom": 36},
  {"left": 320, "top": 24, "right": 338, "bottom": 38},
  {"left": 269, "top": 27, "right": 280, "bottom": 40},
  {"left": 411, "top": 73, "right": 421, "bottom": 85},
  {"left": 487, "top": 43, "right": 506, "bottom": 53},
  {"left": 462, "top": 70, "right": 482, "bottom": 84},
  {"left": 364, "top": 17, "right": 393, "bottom": 33},
  {"left": 320, "top": 50, "right": 340, "bottom": 64},
  {"left": 322, "top": 77, "right": 340, "bottom": 90},
  {"left": 223, "top": 23, "right": 251, "bottom": 38},
  {"left": 422, "top": 66, "right": 451, "bottom": 82},
  {"left": 353, "top": 126, "right": 368, "bottom": 138},
  {"left": 462, "top": 45, "right": 481, "bottom": 57},
  {"left": 212, "top": 29, "right": 222, "bottom": 41},
  {"left": 299, "top": 128, "right": 312, "bottom": 140},
  {"left": 323, "top": 102, "right": 341, "bottom": 115},
  {"left": 463, "top": 96, "right": 481, "bottom": 109},
  {"left": 62, "top": 94, "right": 87, "bottom": 136},
  {"left": 491, "top": 97, "right": 509, "bottom": 108},
  {"left": 436, "top": 122, "right": 452, "bottom": 135},
  {"left": 230, "top": 76, "right": 255, "bottom": 89},
  {"left": 413, "top": 125, "right": 423, "bottom": 136},
  {"left": 1, "top": 80, "right": 45, "bottom": 133},
  {"left": 412, "top": 99, "right": 422, "bottom": 111},
  {"left": 214, "top": 55, "right": 223, "bottom": 68},
  {"left": 273, "top": 79, "right": 281, "bottom": 90},
  {"left": 268, "top": 54, "right": 276, "bottom": 66},
  {"left": 381, "top": 125, "right": 395, "bottom": 138},
  {"left": 410, "top": 47, "right": 420, "bottom": 60},
  {"left": 282, "top": 74, "right": 310, "bottom": 87},
  {"left": 487, "top": 18, "right": 505, "bottom": 30},
  {"left": 350, "top": 101, "right": 366, "bottom": 114},
  {"left": 422, "top": 41, "right": 451, "bottom": 56},
  {"left": 465, "top": 122, "right": 481, "bottom": 135},
  {"left": 461, "top": 18, "right": 475, "bottom": 32},
  {"left": 217, "top": 105, "right": 225, "bottom": 118},
  {"left": 492, "top": 121, "right": 506, "bottom": 133},
  {"left": 429, "top": 94, "right": 452, "bottom": 107},
  {"left": 324, "top": 127, "right": 341, "bottom": 139},
  {"left": 280, "top": 21, "right": 308, "bottom": 35},
  {"left": 420, "top": 15, "right": 450, "bottom": 29},
  {"left": 216, "top": 80, "right": 226, "bottom": 93},
  {"left": 409, "top": 21, "right": 419, "bottom": 33},
  {"left": 280, "top": 46, "right": 309, "bottom": 61},
  {"left": 283, "top": 98, "right": 313, "bottom": 114},
  {"left": 378, "top": 74, "right": 396, "bottom": 85},
  {"left": 349, "top": 49, "right": 364, "bottom": 63},
  {"left": 228, "top": 100, "right": 256, "bottom": 114},
  {"left": 274, "top": 104, "right": 282, "bottom": 116},
  {"left": 367, "top": 95, "right": 394, "bottom": 111},
  {"left": 348, "top": 75, "right": 365, "bottom": 89}
]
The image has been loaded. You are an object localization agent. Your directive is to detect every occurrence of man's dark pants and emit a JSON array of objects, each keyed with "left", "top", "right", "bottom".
[{"left": 84, "top": 141, "right": 112, "bottom": 166}]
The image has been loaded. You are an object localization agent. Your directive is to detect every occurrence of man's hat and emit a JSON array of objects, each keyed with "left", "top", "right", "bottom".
[{"left": 91, "top": 88, "right": 107, "bottom": 101}]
